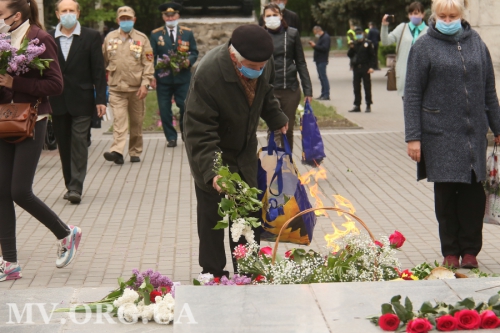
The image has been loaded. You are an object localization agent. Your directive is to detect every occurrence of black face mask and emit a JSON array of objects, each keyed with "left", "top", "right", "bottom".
[{"left": 0, "top": 13, "right": 18, "bottom": 33}]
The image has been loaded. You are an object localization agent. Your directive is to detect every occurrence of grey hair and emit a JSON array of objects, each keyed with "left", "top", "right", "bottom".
[
  {"left": 313, "top": 25, "right": 323, "bottom": 31},
  {"left": 55, "top": 0, "right": 80, "bottom": 12},
  {"left": 229, "top": 45, "right": 246, "bottom": 62}
]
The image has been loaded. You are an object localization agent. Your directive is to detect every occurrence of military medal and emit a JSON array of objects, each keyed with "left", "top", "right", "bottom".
[{"left": 158, "top": 36, "right": 165, "bottom": 46}]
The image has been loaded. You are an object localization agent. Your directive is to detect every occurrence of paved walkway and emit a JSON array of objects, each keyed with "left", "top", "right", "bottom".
[{"left": 1, "top": 56, "right": 500, "bottom": 293}]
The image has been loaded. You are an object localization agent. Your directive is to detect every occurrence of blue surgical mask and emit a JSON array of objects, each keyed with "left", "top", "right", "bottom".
[
  {"left": 60, "top": 13, "right": 77, "bottom": 29},
  {"left": 410, "top": 16, "right": 423, "bottom": 26},
  {"left": 238, "top": 62, "right": 265, "bottom": 79},
  {"left": 120, "top": 20, "right": 134, "bottom": 33},
  {"left": 356, "top": 34, "right": 364, "bottom": 39},
  {"left": 436, "top": 19, "right": 462, "bottom": 35},
  {"left": 166, "top": 20, "right": 178, "bottom": 28},
  {"left": 277, "top": 3, "right": 285, "bottom": 10}
]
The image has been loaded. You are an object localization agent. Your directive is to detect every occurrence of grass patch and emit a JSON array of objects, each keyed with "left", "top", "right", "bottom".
[{"left": 139, "top": 91, "right": 357, "bottom": 133}]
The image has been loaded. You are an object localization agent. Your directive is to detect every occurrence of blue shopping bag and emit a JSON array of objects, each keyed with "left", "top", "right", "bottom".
[
  {"left": 301, "top": 101, "right": 326, "bottom": 167},
  {"left": 257, "top": 132, "right": 317, "bottom": 245}
]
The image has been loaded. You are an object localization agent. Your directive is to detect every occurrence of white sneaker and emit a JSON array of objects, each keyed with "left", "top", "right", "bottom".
[
  {"left": 56, "top": 226, "right": 82, "bottom": 268},
  {"left": 0, "top": 260, "right": 22, "bottom": 281}
]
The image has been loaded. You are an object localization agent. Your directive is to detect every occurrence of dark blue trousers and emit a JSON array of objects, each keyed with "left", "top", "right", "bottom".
[
  {"left": 157, "top": 82, "right": 189, "bottom": 142},
  {"left": 316, "top": 62, "right": 330, "bottom": 98}
]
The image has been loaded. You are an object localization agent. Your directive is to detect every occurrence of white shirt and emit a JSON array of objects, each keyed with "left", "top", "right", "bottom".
[
  {"left": 166, "top": 25, "right": 177, "bottom": 43},
  {"left": 55, "top": 21, "right": 81, "bottom": 60},
  {"left": 9, "top": 20, "right": 30, "bottom": 49}
]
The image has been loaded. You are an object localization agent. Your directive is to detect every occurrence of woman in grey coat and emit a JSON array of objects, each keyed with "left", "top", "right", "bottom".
[
  {"left": 404, "top": 0, "right": 500, "bottom": 269},
  {"left": 263, "top": 3, "right": 313, "bottom": 151}
]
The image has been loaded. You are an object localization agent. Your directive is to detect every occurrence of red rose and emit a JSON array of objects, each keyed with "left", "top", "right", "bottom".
[
  {"left": 214, "top": 277, "right": 220, "bottom": 284},
  {"left": 375, "top": 241, "right": 384, "bottom": 248},
  {"left": 454, "top": 310, "right": 481, "bottom": 330},
  {"left": 389, "top": 231, "right": 406, "bottom": 248},
  {"left": 406, "top": 318, "right": 433, "bottom": 333},
  {"left": 480, "top": 310, "right": 500, "bottom": 329},
  {"left": 259, "top": 246, "right": 272, "bottom": 257},
  {"left": 149, "top": 290, "right": 162, "bottom": 303},
  {"left": 255, "top": 275, "right": 266, "bottom": 282},
  {"left": 436, "top": 315, "right": 458, "bottom": 331},
  {"left": 378, "top": 313, "right": 400, "bottom": 331},
  {"left": 285, "top": 250, "right": 294, "bottom": 259}
]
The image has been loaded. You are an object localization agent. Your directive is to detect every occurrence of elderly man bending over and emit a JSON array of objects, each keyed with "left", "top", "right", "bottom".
[{"left": 184, "top": 25, "right": 288, "bottom": 279}]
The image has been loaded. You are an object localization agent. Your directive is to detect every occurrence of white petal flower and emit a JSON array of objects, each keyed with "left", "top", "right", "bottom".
[
  {"left": 113, "top": 289, "right": 139, "bottom": 308},
  {"left": 117, "top": 303, "right": 139, "bottom": 323},
  {"left": 197, "top": 273, "right": 214, "bottom": 285}
]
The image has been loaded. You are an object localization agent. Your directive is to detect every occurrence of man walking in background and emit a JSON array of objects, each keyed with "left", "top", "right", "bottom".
[
  {"left": 367, "top": 22, "right": 381, "bottom": 70},
  {"left": 49, "top": 0, "right": 107, "bottom": 204},
  {"left": 102, "top": 6, "right": 154, "bottom": 164},
  {"left": 309, "top": 26, "right": 330, "bottom": 101}
]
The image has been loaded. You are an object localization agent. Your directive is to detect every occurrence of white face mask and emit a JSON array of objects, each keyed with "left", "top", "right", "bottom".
[
  {"left": 0, "top": 13, "right": 16, "bottom": 33},
  {"left": 166, "top": 19, "right": 178, "bottom": 28},
  {"left": 315, "top": 34, "right": 320, "bottom": 38},
  {"left": 265, "top": 16, "right": 281, "bottom": 30}
]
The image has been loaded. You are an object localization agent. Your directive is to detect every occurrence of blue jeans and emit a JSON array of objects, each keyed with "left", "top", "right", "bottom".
[{"left": 316, "top": 62, "right": 330, "bottom": 98}]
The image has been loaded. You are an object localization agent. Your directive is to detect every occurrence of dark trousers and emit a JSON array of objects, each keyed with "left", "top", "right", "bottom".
[
  {"left": 157, "top": 82, "right": 189, "bottom": 142},
  {"left": 195, "top": 183, "right": 261, "bottom": 277},
  {"left": 353, "top": 65, "right": 372, "bottom": 106},
  {"left": 434, "top": 171, "right": 485, "bottom": 257},
  {"left": 316, "top": 62, "right": 330, "bottom": 98},
  {"left": 0, "top": 120, "right": 70, "bottom": 263},
  {"left": 52, "top": 114, "right": 92, "bottom": 194},
  {"left": 373, "top": 44, "right": 379, "bottom": 69},
  {"left": 272, "top": 88, "right": 301, "bottom": 151}
]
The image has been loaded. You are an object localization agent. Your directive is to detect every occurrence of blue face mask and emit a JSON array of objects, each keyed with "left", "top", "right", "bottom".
[
  {"left": 277, "top": 3, "right": 285, "bottom": 10},
  {"left": 410, "top": 16, "right": 423, "bottom": 26},
  {"left": 436, "top": 19, "right": 461, "bottom": 35},
  {"left": 119, "top": 20, "right": 134, "bottom": 33},
  {"left": 238, "top": 62, "right": 265, "bottom": 79},
  {"left": 60, "top": 13, "right": 77, "bottom": 29},
  {"left": 356, "top": 34, "right": 364, "bottom": 39}
]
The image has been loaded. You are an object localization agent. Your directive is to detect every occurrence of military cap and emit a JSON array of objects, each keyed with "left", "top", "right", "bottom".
[
  {"left": 116, "top": 6, "right": 135, "bottom": 19},
  {"left": 159, "top": 2, "right": 182, "bottom": 16},
  {"left": 230, "top": 25, "right": 274, "bottom": 62}
]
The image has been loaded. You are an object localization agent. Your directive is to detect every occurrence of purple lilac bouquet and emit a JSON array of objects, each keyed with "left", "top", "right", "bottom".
[
  {"left": 132, "top": 268, "right": 173, "bottom": 290},
  {"left": 195, "top": 273, "right": 252, "bottom": 286},
  {"left": 155, "top": 49, "right": 190, "bottom": 78},
  {"left": 0, "top": 34, "right": 52, "bottom": 76}
]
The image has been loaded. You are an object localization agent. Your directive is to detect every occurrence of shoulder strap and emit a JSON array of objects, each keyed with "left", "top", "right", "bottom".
[{"left": 396, "top": 23, "right": 406, "bottom": 55}]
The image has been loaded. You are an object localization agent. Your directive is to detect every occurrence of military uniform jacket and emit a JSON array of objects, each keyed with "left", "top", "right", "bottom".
[
  {"left": 184, "top": 41, "right": 289, "bottom": 192},
  {"left": 103, "top": 28, "right": 155, "bottom": 92},
  {"left": 347, "top": 39, "right": 377, "bottom": 69},
  {"left": 150, "top": 25, "right": 198, "bottom": 85}
]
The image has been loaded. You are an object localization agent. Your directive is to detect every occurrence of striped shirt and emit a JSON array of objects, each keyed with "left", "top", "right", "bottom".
[{"left": 55, "top": 22, "right": 81, "bottom": 60}]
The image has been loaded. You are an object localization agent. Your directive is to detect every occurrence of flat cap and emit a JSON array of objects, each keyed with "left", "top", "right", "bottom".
[
  {"left": 230, "top": 25, "right": 274, "bottom": 62},
  {"left": 159, "top": 2, "right": 182, "bottom": 15},
  {"left": 117, "top": 6, "right": 135, "bottom": 18},
  {"left": 354, "top": 26, "right": 364, "bottom": 33}
]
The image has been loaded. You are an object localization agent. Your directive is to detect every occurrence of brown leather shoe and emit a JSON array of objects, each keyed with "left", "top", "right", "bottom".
[
  {"left": 443, "top": 255, "right": 460, "bottom": 269},
  {"left": 461, "top": 254, "right": 479, "bottom": 269}
]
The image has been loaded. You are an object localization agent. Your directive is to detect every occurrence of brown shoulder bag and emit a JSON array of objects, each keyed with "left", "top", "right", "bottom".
[
  {"left": 386, "top": 23, "right": 406, "bottom": 91},
  {"left": 0, "top": 99, "right": 41, "bottom": 143}
]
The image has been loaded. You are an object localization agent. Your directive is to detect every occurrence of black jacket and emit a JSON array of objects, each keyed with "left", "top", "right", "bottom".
[
  {"left": 184, "top": 42, "right": 288, "bottom": 192},
  {"left": 49, "top": 26, "right": 107, "bottom": 117},
  {"left": 259, "top": 9, "right": 301, "bottom": 33},
  {"left": 267, "top": 27, "right": 312, "bottom": 96},
  {"left": 347, "top": 39, "right": 377, "bottom": 69},
  {"left": 367, "top": 28, "right": 380, "bottom": 45},
  {"left": 313, "top": 32, "right": 331, "bottom": 63}
]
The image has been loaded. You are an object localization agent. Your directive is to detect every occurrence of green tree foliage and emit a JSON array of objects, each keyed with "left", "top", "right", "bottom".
[
  {"left": 45, "top": 0, "right": 124, "bottom": 30},
  {"left": 312, "top": 0, "right": 432, "bottom": 35}
]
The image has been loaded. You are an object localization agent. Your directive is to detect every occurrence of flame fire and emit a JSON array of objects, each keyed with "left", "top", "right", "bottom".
[
  {"left": 299, "top": 166, "right": 360, "bottom": 250},
  {"left": 299, "top": 165, "right": 329, "bottom": 216},
  {"left": 325, "top": 195, "right": 360, "bottom": 251}
]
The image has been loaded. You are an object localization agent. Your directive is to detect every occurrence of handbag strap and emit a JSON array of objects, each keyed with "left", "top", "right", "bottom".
[
  {"left": 395, "top": 23, "right": 406, "bottom": 56},
  {"left": 304, "top": 100, "right": 313, "bottom": 115},
  {"left": 268, "top": 131, "right": 293, "bottom": 196}
]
